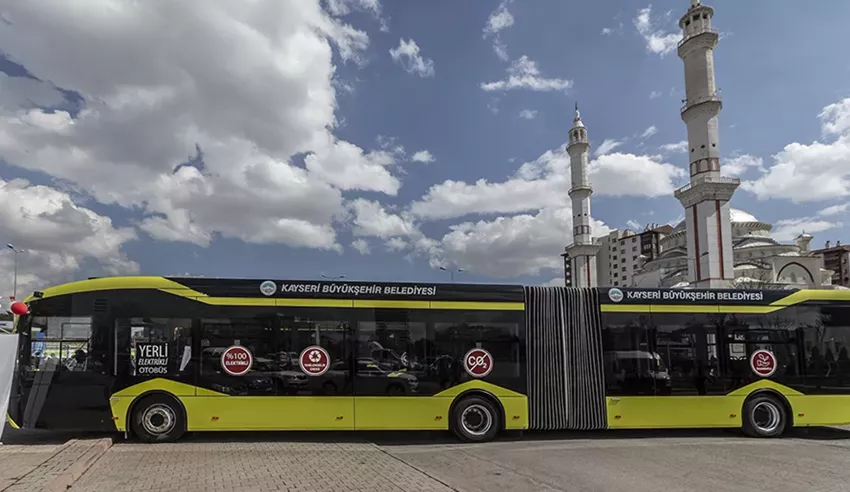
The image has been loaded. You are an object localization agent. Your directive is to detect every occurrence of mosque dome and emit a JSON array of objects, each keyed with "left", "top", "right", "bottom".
[{"left": 673, "top": 208, "right": 759, "bottom": 232}]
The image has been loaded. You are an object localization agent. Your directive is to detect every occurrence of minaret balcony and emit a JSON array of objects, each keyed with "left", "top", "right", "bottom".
[
  {"left": 674, "top": 175, "right": 740, "bottom": 207},
  {"left": 677, "top": 27, "right": 719, "bottom": 49},
  {"left": 681, "top": 93, "right": 722, "bottom": 114}
]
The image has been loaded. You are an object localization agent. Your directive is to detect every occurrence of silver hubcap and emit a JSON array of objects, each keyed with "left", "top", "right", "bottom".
[
  {"left": 460, "top": 404, "right": 492, "bottom": 436},
  {"left": 752, "top": 401, "right": 781, "bottom": 434},
  {"left": 142, "top": 404, "right": 176, "bottom": 436}
]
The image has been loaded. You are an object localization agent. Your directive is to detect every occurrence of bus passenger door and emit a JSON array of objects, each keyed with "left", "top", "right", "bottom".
[
  {"left": 25, "top": 315, "right": 116, "bottom": 431},
  {"left": 275, "top": 308, "right": 354, "bottom": 431}
]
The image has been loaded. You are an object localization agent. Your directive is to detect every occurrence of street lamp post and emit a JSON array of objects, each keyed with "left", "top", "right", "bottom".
[
  {"left": 439, "top": 267, "right": 464, "bottom": 283},
  {"left": 6, "top": 244, "right": 25, "bottom": 300}
]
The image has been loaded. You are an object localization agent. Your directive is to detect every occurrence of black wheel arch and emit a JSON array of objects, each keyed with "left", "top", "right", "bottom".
[
  {"left": 125, "top": 390, "right": 188, "bottom": 437},
  {"left": 743, "top": 388, "right": 794, "bottom": 428},
  {"left": 448, "top": 388, "right": 506, "bottom": 431}
]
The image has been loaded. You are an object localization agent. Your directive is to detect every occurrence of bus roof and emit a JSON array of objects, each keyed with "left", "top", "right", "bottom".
[
  {"left": 26, "top": 275, "right": 527, "bottom": 305},
  {"left": 21, "top": 277, "right": 850, "bottom": 309}
]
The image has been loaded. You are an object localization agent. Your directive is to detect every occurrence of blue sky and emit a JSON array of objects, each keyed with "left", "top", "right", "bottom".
[{"left": 0, "top": 0, "right": 848, "bottom": 294}]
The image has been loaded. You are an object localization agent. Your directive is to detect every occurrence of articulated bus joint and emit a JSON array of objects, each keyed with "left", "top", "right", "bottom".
[
  {"left": 746, "top": 388, "right": 794, "bottom": 428},
  {"left": 449, "top": 388, "right": 507, "bottom": 431}
]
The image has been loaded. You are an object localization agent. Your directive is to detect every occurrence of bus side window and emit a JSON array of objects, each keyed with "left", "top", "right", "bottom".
[
  {"left": 798, "top": 306, "right": 850, "bottom": 392},
  {"left": 118, "top": 318, "right": 192, "bottom": 378},
  {"left": 30, "top": 316, "right": 94, "bottom": 372}
]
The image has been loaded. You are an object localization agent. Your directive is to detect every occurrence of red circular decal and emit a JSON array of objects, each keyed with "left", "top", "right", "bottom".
[
  {"left": 299, "top": 346, "right": 331, "bottom": 376},
  {"left": 750, "top": 349, "right": 777, "bottom": 378},
  {"left": 221, "top": 345, "right": 253, "bottom": 376},
  {"left": 463, "top": 348, "right": 493, "bottom": 378}
]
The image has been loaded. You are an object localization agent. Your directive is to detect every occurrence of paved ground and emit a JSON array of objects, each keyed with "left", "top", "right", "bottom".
[
  {"left": 3, "top": 426, "right": 850, "bottom": 491},
  {"left": 0, "top": 444, "right": 61, "bottom": 491}
]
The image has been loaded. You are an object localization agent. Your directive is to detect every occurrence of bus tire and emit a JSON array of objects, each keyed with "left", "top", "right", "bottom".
[
  {"left": 742, "top": 394, "right": 787, "bottom": 438},
  {"left": 451, "top": 396, "right": 500, "bottom": 443},
  {"left": 131, "top": 394, "right": 186, "bottom": 443}
]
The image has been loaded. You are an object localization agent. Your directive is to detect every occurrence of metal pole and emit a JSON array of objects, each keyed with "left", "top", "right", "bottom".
[{"left": 13, "top": 249, "right": 18, "bottom": 300}]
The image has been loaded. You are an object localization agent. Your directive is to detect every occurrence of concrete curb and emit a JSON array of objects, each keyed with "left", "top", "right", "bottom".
[{"left": 43, "top": 438, "right": 111, "bottom": 492}]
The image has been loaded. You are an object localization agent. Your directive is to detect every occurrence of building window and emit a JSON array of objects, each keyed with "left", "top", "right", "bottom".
[
  {"left": 621, "top": 267, "right": 627, "bottom": 272},
  {"left": 632, "top": 237, "right": 637, "bottom": 243},
  {"left": 632, "top": 246, "right": 638, "bottom": 252}
]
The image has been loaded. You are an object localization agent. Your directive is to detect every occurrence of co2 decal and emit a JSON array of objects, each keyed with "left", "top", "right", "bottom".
[{"left": 463, "top": 348, "right": 493, "bottom": 378}]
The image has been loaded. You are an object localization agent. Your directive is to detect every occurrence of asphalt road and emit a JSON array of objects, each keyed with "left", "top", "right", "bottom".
[{"left": 3, "top": 426, "right": 850, "bottom": 491}]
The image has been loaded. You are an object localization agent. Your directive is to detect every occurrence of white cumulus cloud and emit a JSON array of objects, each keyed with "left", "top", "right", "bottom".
[
  {"left": 0, "top": 0, "right": 414, "bottom": 260},
  {"left": 519, "top": 109, "right": 538, "bottom": 120},
  {"left": 389, "top": 38, "right": 435, "bottom": 77},
  {"left": 480, "top": 56, "right": 572, "bottom": 92},
  {"left": 0, "top": 178, "right": 139, "bottom": 296},
  {"left": 659, "top": 141, "right": 688, "bottom": 154},
  {"left": 641, "top": 125, "right": 658, "bottom": 139},
  {"left": 742, "top": 97, "right": 850, "bottom": 203},
  {"left": 483, "top": 0, "right": 514, "bottom": 61},
  {"left": 411, "top": 150, "right": 435, "bottom": 163},
  {"left": 818, "top": 203, "right": 849, "bottom": 217},
  {"left": 634, "top": 5, "right": 681, "bottom": 57},
  {"left": 594, "top": 139, "right": 623, "bottom": 157},
  {"left": 409, "top": 143, "right": 686, "bottom": 221}
]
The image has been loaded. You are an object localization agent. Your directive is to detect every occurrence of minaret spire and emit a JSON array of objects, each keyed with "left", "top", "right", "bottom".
[
  {"left": 673, "top": 0, "right": 738, "bottom": 288},
  {"left": 563, "top": 102, "right": 599, "bottom": 288}
]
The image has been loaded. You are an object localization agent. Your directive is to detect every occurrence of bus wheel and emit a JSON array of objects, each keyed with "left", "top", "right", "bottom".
[
  {"left": 131, "top": 394, "right": 186, "bottom": 443},
  {"left": 451, "top": 396, "right": 500, "bottom": 443},
  {"left": 742, "top": 394, "right": 787, "bottom": 438}
]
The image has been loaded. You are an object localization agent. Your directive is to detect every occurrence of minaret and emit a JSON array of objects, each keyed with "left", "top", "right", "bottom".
[
  {"left": 673, "top": 0, "right": 738, "bottom": 288},
  {"left": 563, "top": 104, "right": 600, "bottom": 288}
]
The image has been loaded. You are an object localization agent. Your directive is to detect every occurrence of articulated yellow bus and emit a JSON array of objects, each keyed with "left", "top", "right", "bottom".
[{"left": 6, "top": 277, "right": 850, "bottom": 442}]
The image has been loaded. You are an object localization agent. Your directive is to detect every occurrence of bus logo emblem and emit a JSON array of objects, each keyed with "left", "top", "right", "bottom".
[
  {"left": 608, "top": 288, "right": 624, "bottom": 303},
  {"left": 463, "top": 348, "right": 493, "bottom": 378},
  {"left": 259, "top": 280, "right": 277, "bottom": 296},
  {"left": 750, "top": 349, "right": 777, "bottom": 378}
]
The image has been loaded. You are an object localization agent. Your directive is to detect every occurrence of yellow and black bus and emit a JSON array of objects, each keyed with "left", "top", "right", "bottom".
[{"left": 5, "top": 277, "right": 850, "bottom": 443}]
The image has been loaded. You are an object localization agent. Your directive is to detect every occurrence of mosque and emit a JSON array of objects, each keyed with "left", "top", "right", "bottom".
[
  {"left": 632, "top": 210, "right": 834, "bottom": 288},
  {"left": 562, "top": 0, "right": 838, "bottom": 290}
]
